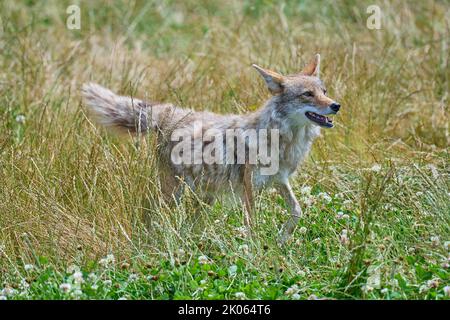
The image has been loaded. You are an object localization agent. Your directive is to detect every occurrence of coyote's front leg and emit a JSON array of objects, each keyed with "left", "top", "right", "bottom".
[
  {"left": 278, "top": 182, "right": 302, "bottom": 245},
  {"left": 242, "top": 164, "right": 254, "bottom": 232}
]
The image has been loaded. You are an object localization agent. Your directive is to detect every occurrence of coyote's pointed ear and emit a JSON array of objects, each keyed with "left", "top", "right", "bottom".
[
  {"left": 300, "top": 54, "right": 320, "bottom": 77},
  {"left": 252, "top": 64, "right": 285, "bottom": 94}
]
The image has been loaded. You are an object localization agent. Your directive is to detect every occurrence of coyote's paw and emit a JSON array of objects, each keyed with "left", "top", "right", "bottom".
[{"left": 277, "top": 229, "right": 292, "bottom": 247}]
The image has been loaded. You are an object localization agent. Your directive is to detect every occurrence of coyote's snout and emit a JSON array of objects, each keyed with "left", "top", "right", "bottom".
[{"left": 82, "top": 54, "right": 340, "bottom": 244}]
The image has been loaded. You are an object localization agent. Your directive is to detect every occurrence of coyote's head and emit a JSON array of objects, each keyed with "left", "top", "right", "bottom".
[{"left": 253, "top": 54, "right": 340, "bottom": 128}]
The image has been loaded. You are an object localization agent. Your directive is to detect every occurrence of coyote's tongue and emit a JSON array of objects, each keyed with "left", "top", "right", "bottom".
[{"left": 305, "top": 111, "right": 334, "bottom": 128}]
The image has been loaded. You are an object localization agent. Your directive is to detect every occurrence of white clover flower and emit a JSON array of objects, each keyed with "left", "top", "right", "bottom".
[
  {"left": 300, "top": 186, "right": 312, "bottom": 195},
  {"left": 426, "top": 279, "right": 439, "bottom": 289},
  {"left": 284, "top": 284, "right": 299, "bottom": 296},
  {"left": 73, "top": 271, "right": 83, "bottom": 284},
  {"left": 59, "top": 283, "right": 71, "bottom": 293},
  {"left": 99, "top": 254, "right": 115, "bottom": 267},
  {"left": 91, "top": 284, "right": 98, "bottom": 291},
  {"left": 430, "top": 236, "right": 440, "bottom": 247},
  {"left": 444, "top": 241, "right": 450, "bottom": 251},
  {"left": 0, "top": 295, "right": 6, "bottom": 300},
  {"left": 88, "top": 273, "right": 97, "bottom": 282},
  {"left": 19, "top": 279, "right": 29, "bottom": 290},
  {"left": 444, "top": 286, "right": 450, "bottom": 297},
  {"left": 15, "top": 115, "right": 26, "bottom": 124},
  {"left": 118, "top": 297, "right": 128, "bottom": 300},
  {"left": 200, "top": 279, "right": 208, "bottom": 285},
  {"left": 337, "top": 212, "right": 350, "bottom": 219},
  {"left": 370, "top": 164, "right": 381, "bottom": 173},
  {"left": 103, "top": 279, "right": 112, "bottom": 286},
  {"left": 24, "top": 264, "right": 34, "bottom": 271},
  {"left": 1, "top": 287, "right": 16, "bottom": 297},
  {"left": 380, "top": 288, "right": 388, "bottom": 294},
  {"left": 228, "top": 265, "right": 238, "bottom": 276},
  {"left": 299, "top": 227, "right": 307, "bottom": 235},
  {"left": 238, "top": 244, "right": 249, "bottom": 255},
  {"left": 419, "top": 284, "right": 428, "bottom": 293},
  {"left": 72, "top": 289, "right": 83, "bottom": 298},
  {"left": 415, "top": 191, "right": 423, "bottom": 197},
  {"left": 318, "top": 192, "right": 332, "bottom": 204},
  {"left": 198, "top": 255, "right": 210, "bottom": 265},
  {"left": 3, "top": 287, "right": 17, "bottom": 297},
  {"left": 307, "top": 294, "right": 318, "bottom": 300},
  {"left": 302, "top": 196, "right": 314, "bottom": 207},
  {"left": 128, "top": 273, "right": 138, "bottom": 282},
  {"left": 291, "top": 293, "right": 301, "bottom": 300},
  {"left": 235, "top": 292, "right": 246, "bottom": 299}
]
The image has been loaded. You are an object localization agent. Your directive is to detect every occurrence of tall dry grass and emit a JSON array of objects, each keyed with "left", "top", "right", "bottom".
[{"left": 0, "top": 0, "right": 448, "bottom": 298}]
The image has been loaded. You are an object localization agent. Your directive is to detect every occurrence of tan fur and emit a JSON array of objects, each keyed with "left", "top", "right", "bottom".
[{"left": 82, "top": 54, "right": 340, "bottom": 244}]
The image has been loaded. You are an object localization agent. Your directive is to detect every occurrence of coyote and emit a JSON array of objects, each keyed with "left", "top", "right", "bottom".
[{"left": 82, "top": 54, "right": 340, "bottom": 244}]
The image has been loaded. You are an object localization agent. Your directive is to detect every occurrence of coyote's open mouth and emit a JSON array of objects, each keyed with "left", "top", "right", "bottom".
[{"left": 305, "top": 111, "right": 333, "bottom": 128}]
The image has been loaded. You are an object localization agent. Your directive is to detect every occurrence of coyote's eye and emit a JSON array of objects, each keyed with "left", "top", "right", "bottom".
[{"left": 302, "top": 91, "right": 314, "bottom": 97}]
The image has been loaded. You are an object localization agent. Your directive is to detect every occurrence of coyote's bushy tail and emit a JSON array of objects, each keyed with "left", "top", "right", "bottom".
[{"left": 82, "top": 83, "right": 149, "bottom": 134}]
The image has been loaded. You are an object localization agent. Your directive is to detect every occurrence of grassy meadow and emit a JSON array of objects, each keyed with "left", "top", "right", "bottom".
[{"left": 0, "top": 0, "right": 449, "bottom": 300}]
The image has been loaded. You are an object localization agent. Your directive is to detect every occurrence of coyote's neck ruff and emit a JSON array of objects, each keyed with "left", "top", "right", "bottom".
[{"left": 83, "top": 54, "right": 341, "bottom": 244}]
